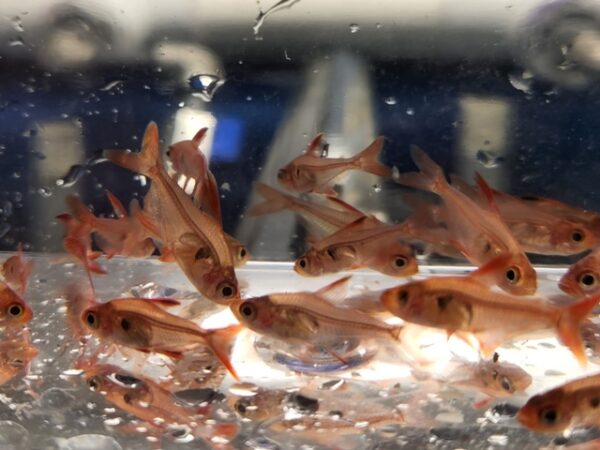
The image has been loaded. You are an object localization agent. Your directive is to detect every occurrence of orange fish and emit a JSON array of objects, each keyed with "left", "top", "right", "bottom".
[
  {"left": 518, "top": 371, "right": 600, "bottom": 433},
  {"left": 451, "top": 175, "right": 598, "bottom": 256},
  {"left": 80, "top": 360, "right": 237, "bottom": 445},
  {"left": 294, "top": 216, "right": 418, "bottom": 277},
  {"left": 0, "top": 282, "right": 32, "bottom": 329},
  {"left": 560, "top": 247, "right": 600, "bottom": 297},
  {"left": 380, "top": 254, "right": 599, "bottom": 365},
  {"left": 2, "top": 243, "right": 33, "bottom": 296},
  {"left": 249, "top": 182, "right": 365, "bottom": 237},
  {"left": 277, "top": 134, "right": 392, "bottom": 196},
  {"left": 230, "top": 277, "right": 403, "bottom": 350},
  {"left": 56, "top": 212, "right": 106, "bottom": 289},
  {"left": 66, "top": 193, "right": 156, "bottom": 259},
  {"left": 65, "top": 284, "right": 241, "bottom": 380},
  {"left": 0, "top": 332, "right": 38, "bottom": 386},
  {"left": 104, "top": 122, "right": 238, "bottom": 303},
  {"left": 397, "top": 147, "right": 537, "bottom": 295}
]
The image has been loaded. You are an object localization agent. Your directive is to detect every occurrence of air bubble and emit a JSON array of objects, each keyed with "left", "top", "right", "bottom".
[
  {"left": 384, "top": 97, "right": 397, "bottom": 105},
  {"left": 476, "top": 150, "right": 505, "bottom": 169},
  {"left": 349, "top": 23, "right": 360, "bottom": 33}
]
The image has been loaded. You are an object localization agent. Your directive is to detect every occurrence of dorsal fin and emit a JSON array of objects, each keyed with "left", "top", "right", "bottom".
[
  {"left": 305, "top": 133, "right": 325, "bottom": 158},
  {"left": 316, "top": 275, "right": 351, "bottom": 303},
  {"left": 106, "top": 191, "right": 128, "bottom": 218},
  {"left": 474, "top": 173, "right": 502, "bottom": 218},
  {"left": 192, "top": 127, "right": 208, "bottom": 147}
]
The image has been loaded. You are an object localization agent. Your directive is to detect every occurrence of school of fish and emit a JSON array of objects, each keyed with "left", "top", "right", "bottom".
[{"left": 4, "top": 122, "right": 600, "bottom": 447}]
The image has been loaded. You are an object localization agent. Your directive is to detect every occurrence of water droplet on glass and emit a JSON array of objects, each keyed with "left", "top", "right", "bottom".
[
  {"left": 349, "top": 23, "right": 360, "bottom": 33},
  {"left": 58, "top": 434, "right": 122, "bottom": 450},
  {"left": 508, "top": 71, "right": 533, "bottom": 94},
  {"left": 384, "top": 96, "right": 397, "bottom": 105},
  {"left": 8, "top": 37, "right": 24, "bottom": 47},
  {"left": 476, "top": 149, "right": 505, "bottom": 168},
  {"left": 99, "top": 80, "right": 124, "bottom": 92},
  {"left": 246, "top": 96, "right": 252, "bottom": 101},
  {"left": 488, "top": 435, "right": 508, "bottom": 446},
  {"left": 37, "top": 187, "right": 52, "bottom": 198},
  {"left": 376, "top": 23, "right": 382, "bottom": 29},
  {"left": 406, "top": 107, "right": 415, "bottom": 116},
  {"left": 11, "top": 16, "right": 24, "bottom": 32},
  {"left": 372, "top": 184, "right": 382, "bottom": 193},
  {"left": 188, "top": 74, "right": 225, "bottom": 102}
]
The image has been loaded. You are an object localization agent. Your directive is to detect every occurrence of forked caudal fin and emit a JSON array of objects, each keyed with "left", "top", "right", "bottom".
[
  {"left": 396, "top": 146, "right": 449, "bottom": 194},
  {"left": 104, "top": 122, "right": 161, "bottom": 177},
  {"left": 203, "top": 324, "right": 243, "bottom": 381},
  {"left": 247, "top": 182, "right": 293, "bottom": 217},
  {"left": 354, "top": 136, "right": 392, "bottom": 178},
  {"left": 557, "top": 292, "right": 600, "bottom": 366}
]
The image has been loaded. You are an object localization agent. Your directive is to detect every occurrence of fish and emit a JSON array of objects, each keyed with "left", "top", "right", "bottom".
[
  {"left": 66, "top": 193, "right": 156, "bottom": 259},
  {"left": 230, "top": 277, "right": 403, "bottom": 352},
  {"left": 0, "top": 282, "right": 32, "bottom": 329},
  {"left": 294, "top": 216, "right": 418, "bottom": 277},
  {"left": 248, "top": 182, "right": 365, "bottom": 237},
  {"left": 104, "top": 122, "right": 239, "bottom": 303},
  {"left": 277, "top": 134, "right": 392, "bottom": 196},
  {"left": 2, "top": 243, "right": 33, "bottom": 296},
  {"left": 517, "top": 371, "right": 600, "bottom": 433},
  {"left": 80, "top": 360, "right": 237, "bottom": 445},
  {"left": 0, "top": 332, "right": 38, "bottom": 386},
  {"left": 56, "top": 212, "right": 106, "bottom": 287},
  {"left": 451, "top": 175, "right": 598, "bottom": 256},
  {"left": 64, "top": 284, "right": 241, "bottom": 380},
  {"left": 559, "top": 247, "right": 600, "bottom": 297},
  {"left": 396, "top": 146, "right": 537, "bottom": 295},
  {"left": 380, "top": 254, "right": 600, "bottom": 365}
]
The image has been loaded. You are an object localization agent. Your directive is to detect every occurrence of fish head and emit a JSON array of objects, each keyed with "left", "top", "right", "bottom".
[
  {"left": 478, "top": 359, "right": 532, "bottom": 397},
  {"left": 228, "top": 388, "right": 287, "bottom": 421},
  {"left": 86, "top": 366, "right": 153, "bottom": 409},
  {"left": 370, "top": 242, "right": 418, "bottom": 277},
  {"left": 277, "top": 163, "right": 315, "bottom": 193},
  {"left": 190, "top": 263, "right": 239, "bottom": 304},
  {"left": 559, "top": 257, "right": 600, "bottom": 297},
  {"left": 230, "top": 297, "right": 274, "bottom": 333},
  {"left": 496, "top": 253, "right": 537, "bottom": 296},
  {"left": 517, "top": 388, "right": 572, "bottom": 433},
  {"left": 294, "top": 249, "right": 323, "bottom": 276},
  {"left": 0, "top": 284, "right": 32, "bottom": 327},
  {"left": 232, "top": 243, "right": 251, "bottom": 267},
  {"left": 80, "top": 303, "right": 114, "bottom": 339},
  {"left": 551, "top": 221, "right": 598, "bottom": 254},
  {"left": 0, "top": 338, "right": 38, "bottom": 371},
  {"left": 380, "top": 282, "right": 426, "bottom": 321}
]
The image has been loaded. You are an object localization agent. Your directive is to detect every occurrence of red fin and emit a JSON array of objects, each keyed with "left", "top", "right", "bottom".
[
  {"left": 474, "top": 173, "right": 502, "bottom": 217},
  {"left": 355, "top": 136, "right": 392, "bottom": 177},
  {"left": 316, "top": 275, "right": 351, "bottom": 302},
  {"left": 204, "top": 325, "right": 242, "bottom": 381},
  {"left": 323, "top": 195, "right": 365, "bottom": 215},
  {"left": 396, "top": 146, "right": 448, "bottom": 194},
  {"left": 158, "top": 246, "right": 176, "bottom": 263},
  {"left": 133, "top": 207, "right": 161, "bottom": 238},
  {"left": 161, "top": 350, "right": 184, "bottom": 360},
  {"left": 199, "top": 170, "right": 222, "bottom": 224},
  {"left": 66, "top": 195, "right": 96, "bottom": 227},
  {"left": 450, "top": 174, "right": 479, "bottom": 200},
  {"left": 106, "top": 191, "right": 128, "bottom": 218},
  {"left": 142, "top": 298, "right": 180, "bottom": 307},
  {"left": 247, "top": 183, "right": 292, "bottom": 217},
  {"left": 304, "top": 133, "right": 325, "bottom": 158},
  {"left": 104, "top": 122, "right": 161, "bottom": 177},
  {"left": 192, "top": 127, "right": 208, "bottom": 147},
  {"left": 557, "top": 292, "right": 600, "bottom": 366}
]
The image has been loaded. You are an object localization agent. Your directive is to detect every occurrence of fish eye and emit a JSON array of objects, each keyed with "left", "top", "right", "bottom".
[
  {"left": 121, "top": 318, "right": 131, "bottom": 331},
  {"left": 123, "top": 393, "right": 132, "bottom": 404},
  {"left": 85, "top": 312, "right": 99, "bottom": 329},
  {"left": 7, "top": 303, "right": 23, "bottom": 318},
  {"left": 505, "top": 266, "right": 521, "bottom": 284},
  {"left": 538, "top": 406, "right": 559, "bottom": 425},
  {"left": 578, "top": 272, "right": 598, "bottom": 288},
  {"left": 218, "top": 283, "right": 236, "bottom": 299},
  {"left": 298, "top": 258, "right": 307, "bottom": 269},
  {"left": 500, "top": 376, "right": 513, "bottom": 392},
  {"left": 571, "top": 230, "right": 585, "bottom": 243},
  {"left": 295, "top": 168, "right": 301, "bottom": 177},
  {"left": 87, "top": 376, "right": 101, "bottom": 390},
  {"left": 166, "top": 148, "right": 171, "bottom": 157},
  {"left": 238, "top": 301, "right": 256, "bottom": 320},
  {"left": 235, "top": 400, "right": 248, "bottom": 414},
  {"left": 194, "top": 247, "right": 210, "bottom": 261},
  {"left": 393, "top": 256, "right": 408, "bottom": 268},
  {"left": 397, "top": 290, "right": 409, "bottom": 305},
  {"left": 239, "top": 248, "right": 247, "bottom": 258}
]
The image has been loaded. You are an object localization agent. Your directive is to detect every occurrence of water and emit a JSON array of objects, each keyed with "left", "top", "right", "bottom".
[{"left": 0, "top": 0, "right": 600, "bottom": 448}]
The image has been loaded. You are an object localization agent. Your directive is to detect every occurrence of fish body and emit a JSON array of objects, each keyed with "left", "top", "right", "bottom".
[
  {"left": 518, "top": 372, "right": 600, "bottom": 433},
  {"left": 2, "top": 243, "right": 33, "bottom": 296},
  {"left": 231, "top": 278, "right": 402, "bottom": 347},
  {"left": 295, "top": 216, "right": 417, "bottom": 277},
  {"left": 104, "top": 122, "right": 238, "bottom": 303},
  {"left": 451, "top": 176, "right": 598, "bottom": 256},
  {"left": 397, "top": 147, "right": 536, "bottom": 295},
  {"left": 0, "top": 333, "right": 38, "bottom": 386},
  {"left": 560, "top": 247, "right": 600, "bottom": 297},
  {"left": 65, "top": 284, "right": 240, "bottom": 379},
  {"left": 277, "top": 134, "right": 391, "bottom": 195},
  {"left": 380, "top": 256, "right": 599, "bottom": 364}
]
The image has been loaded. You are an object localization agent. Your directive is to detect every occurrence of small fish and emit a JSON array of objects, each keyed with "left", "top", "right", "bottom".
[
  {"left": 294, "top": 216, "right": 418, "bottom": 277},
  {"left": 277, "top": 134, "right": 392, "bottom": 196},
  {"left": 65, "top": 284, "right": 241, "bottom": 379},
  {"left": 249, "top": 182, "right": 365, "bottom": 237},
  {"left": 81, "top": 361, "right": 237, "bottom": 444},
  {"left": 56, "top": 212, "right": 106, "bottom": 289},
  {"left": 66, "top": 193, "right": 156, "bottom": 259},
  {"left": 380, "top": 254, "right": 600, "bottom": 365},
  {"left": 517, "top": 371, "right": 600, "bottom": 433},
  {"left": 451, "top": 175, "right": 598, "bottom": 256},
  {"left": 560, "top": 247, "right": 600, "bottom": 297},
  {"left": 0, "top": 282, "right": 32, "bottom": 329},
  {"left": 397, "top": 147, "right": 537, "bottom": 295},
  {"left": 0, "top": 332, "right": 38, "bottom": 386},
  {"left": 2, "top": 243, "right": 33, "bottom": 296},
  {"left": 230, "top": 277, "right": 403, "bottom": 352},
  {"left": 104, "top": 122, "right": 238, "bottom": 303}
]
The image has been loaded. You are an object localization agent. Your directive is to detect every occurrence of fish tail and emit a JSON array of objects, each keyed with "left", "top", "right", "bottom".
[
  {"left": 66, "top": 195, "right": 97, "bottom": 228},
  {"left": 104, "top": 122, "right": 161, "bottom": 177},
  {"left": 204, "top": 324, "right": 243, "bottom": 381},
  {"left": 397, "top": 146, "right": 448, "bottom": 194},
  {"left": 557, "top": 293, "right": 600, "bottom": 365},
  {"left": 247, "top": 182, "right": 293, "bottom": 217},
  {"left": 354, "top": 136, "right": 392, "bottom": 177}
]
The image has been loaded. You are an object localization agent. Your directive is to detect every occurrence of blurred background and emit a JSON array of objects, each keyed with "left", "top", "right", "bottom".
[{"left": 0, "top": 0, "right": 599, "bottom": 261}]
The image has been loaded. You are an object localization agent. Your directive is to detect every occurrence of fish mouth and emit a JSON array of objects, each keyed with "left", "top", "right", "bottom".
[{"left": 516, "top": 407, "right": 536, "bottom": 430}]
